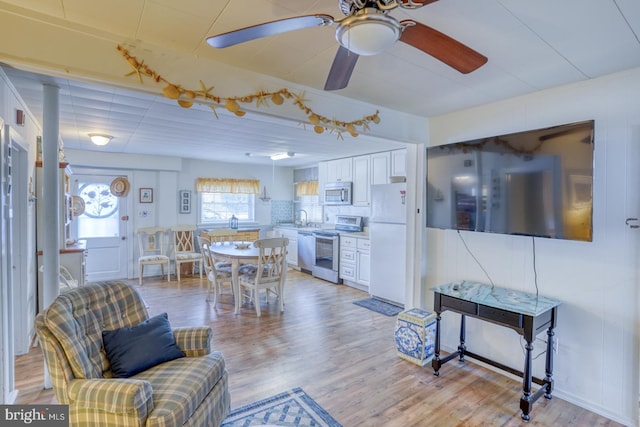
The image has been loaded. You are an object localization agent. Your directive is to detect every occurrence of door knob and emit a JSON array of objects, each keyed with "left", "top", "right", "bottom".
[{"left": 121, "top": 215, "right": 129, "bottom": 221}]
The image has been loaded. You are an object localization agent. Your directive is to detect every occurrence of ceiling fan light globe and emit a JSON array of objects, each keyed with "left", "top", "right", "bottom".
[{"left": 336, "top": 11, "right": 401, "bottom": 56}]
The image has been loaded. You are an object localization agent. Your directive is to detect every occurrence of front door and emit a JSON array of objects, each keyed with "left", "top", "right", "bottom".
[{"left": 72, "top": 173, "right": 129, "bottom": 281}]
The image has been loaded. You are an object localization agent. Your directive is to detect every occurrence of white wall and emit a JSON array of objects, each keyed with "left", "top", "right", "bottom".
[
  {"left": 426, "top": 67, "right": 640, "bottom": 425},
  {"left": 65, "top": 150, "right": 294, "bottom": 279},
  {"left": 176, "top": 158, "right": 294, "bottom": 226},
  {"left": 66, "top": 151, "right": 295, "bottom": 226},
  {"left": 0, "top": 69, "right": 40, "bottom": 403},
  {"left": 0, "top": 71, "right": 40, "bottom": 347}
]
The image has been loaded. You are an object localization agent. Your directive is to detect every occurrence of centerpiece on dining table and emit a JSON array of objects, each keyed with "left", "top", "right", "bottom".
[{"left": 228, "top": 215, "right": 250, "bottom": 248}]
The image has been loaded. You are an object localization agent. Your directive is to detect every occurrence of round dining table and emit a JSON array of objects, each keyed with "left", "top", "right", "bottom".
[{"left": 208, "top": 241, "right": 260, "bottom": 314}]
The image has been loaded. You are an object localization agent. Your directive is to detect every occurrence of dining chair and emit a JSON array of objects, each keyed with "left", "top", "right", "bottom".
[
  {"left": 171, "top": 225, "right": 203, "bottom": 283},
  {"left": 238, "top": 237, "right": 289, "bottom": 317},
  {"left": 207, "top": 228, "right": 238, "bottom": 245},
  {"left": 136, "top": 227, "right": 171, "bottom": 285},
  {"left": 197, "top": 236, "right": 233, "bottom": 305}
]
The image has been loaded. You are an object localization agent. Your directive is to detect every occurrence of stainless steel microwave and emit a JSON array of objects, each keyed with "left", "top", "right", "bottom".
[{"left": 324, "top": 181, "right": 352, "bottom": 205}]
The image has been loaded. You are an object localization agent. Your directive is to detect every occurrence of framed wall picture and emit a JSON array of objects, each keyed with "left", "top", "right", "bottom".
[
  {"left": 139, "top": 188, "right": 153, "bottom": 203},
  {"left": 179, "top": 190, "right": 191, "bottom": 214}
]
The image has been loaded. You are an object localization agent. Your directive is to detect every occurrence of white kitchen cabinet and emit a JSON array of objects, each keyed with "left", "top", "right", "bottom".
[
  {"left": 326, "top": 158, "right": 352, "bottom": 182},
  {"left": 370, "top": 152, "right": 391, "bottom": 185},
  {"left": 352, "top": 155, "right": 370, "bottom": 206},
  {"left": 339, "top": 236, "right": 357, "bottom": 283},
  {"left": 340, "top": 235, "right": 370, "bottom": 291},
  {"left": 391, "top": 149, "right": 407, "bottom": 177},
  {"left": 275, "top": 227, "right": 298, "bottom": 268},
  {"left": 355, "top": 238, "right": 370, "bottom": 287}
]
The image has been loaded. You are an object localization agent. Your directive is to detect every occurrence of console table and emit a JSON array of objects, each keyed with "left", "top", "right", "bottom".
[{"left": 431, "top": 281, "right": 561, "bottom": 421}]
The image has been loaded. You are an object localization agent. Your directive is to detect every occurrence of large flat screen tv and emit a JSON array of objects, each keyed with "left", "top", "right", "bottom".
[{"left": 426, "top": 120, "right": 594, "bottom": 241}]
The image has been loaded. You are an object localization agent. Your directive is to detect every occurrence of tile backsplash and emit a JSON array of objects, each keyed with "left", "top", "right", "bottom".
[
  {"left": 271, "top": 199, "right": 370, "bottom": 227},
  {"left": 271, "top": 200, "right": 293, "bottom": 224}
]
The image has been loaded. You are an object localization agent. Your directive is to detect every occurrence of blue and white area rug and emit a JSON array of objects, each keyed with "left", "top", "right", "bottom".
[
  {"left": 221, "top": 387, "right": 342, "bottom": 427},
  {"left": 353, "top": 297, "right": 403, "bottom": 317}
]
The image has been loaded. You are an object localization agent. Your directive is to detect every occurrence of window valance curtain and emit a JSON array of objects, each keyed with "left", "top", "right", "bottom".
[
  {"left": 196, "top": 178, "right": 260, "bottom": 194},
  {"left": 296, "top": 180, "right": 319, "bottom": 196}
]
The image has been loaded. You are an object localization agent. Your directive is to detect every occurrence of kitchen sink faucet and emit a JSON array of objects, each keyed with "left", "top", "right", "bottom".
[{"left": 298, "top": 209, "right": 308, "bottom": 227}]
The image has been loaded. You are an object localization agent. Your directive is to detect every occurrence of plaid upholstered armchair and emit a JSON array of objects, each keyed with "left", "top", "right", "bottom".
[{"left": 35, "top": 281, "right": 230, "bottom": 427}]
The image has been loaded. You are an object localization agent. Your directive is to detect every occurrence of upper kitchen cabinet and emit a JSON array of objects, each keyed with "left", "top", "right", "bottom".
[
  {"left": 352, "top": 155, "right": 370, "bottom": 206},
  {"left": 370, "top": 152, "right": 391, "bottom": 185},
  {"left": 319, "top": 148, "right": 406, "bottom": 206},
  {"left": 326, "top": 158, "right": 352, "bottom": 182},
  {"left": 391, "top": 149, "right": 407, "bottom": 177}
]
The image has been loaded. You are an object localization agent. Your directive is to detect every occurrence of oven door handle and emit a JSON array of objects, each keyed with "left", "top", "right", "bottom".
[{"left": 314, "top": 234, "right": 339, "bottom": 240}]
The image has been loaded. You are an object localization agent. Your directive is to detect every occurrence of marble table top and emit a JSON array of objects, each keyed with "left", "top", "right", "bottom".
[{"left": 432, "top": 281, "right": 561, "bottom": 317}]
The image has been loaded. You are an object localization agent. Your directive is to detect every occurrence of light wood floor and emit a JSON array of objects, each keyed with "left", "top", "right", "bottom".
[{"left": 16, "top": 270, "right": 621, "bottom": 427}]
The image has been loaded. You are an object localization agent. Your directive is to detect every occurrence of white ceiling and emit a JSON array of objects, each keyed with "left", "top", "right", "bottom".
[
  {"left": 2, "top": 66, "right": 407, "bottom": 166},
  {"left": 0, "top": 0, "right": 639, "bottom": 166}
]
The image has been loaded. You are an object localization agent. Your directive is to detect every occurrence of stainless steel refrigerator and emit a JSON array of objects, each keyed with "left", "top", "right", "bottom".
[{"left": 369, "top": 183, "right": 406, "bottom": 305}]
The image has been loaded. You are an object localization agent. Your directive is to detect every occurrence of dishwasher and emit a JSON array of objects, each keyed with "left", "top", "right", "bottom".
[{"left": 297, "top": 231, "right": 316, "bottom": 274}]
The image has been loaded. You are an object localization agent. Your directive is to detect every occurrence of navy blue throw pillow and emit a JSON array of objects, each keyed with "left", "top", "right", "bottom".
[{"left": 102, "top": 312, "right": 184, "bottom": 378}]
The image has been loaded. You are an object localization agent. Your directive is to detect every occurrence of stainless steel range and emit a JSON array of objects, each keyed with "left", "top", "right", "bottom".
[{"left": 312, "top": 215, "right": 363, "bottom": 283}]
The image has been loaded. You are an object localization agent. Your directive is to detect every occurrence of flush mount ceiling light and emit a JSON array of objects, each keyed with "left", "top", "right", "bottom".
[
  {"left": 335, "top": 9, "right": 402, "bottom": 56},
  {"left": 270, "top": 152, "right": 295, "bottom": 161},
  {"left": 88, "top": 133, "right": 113, "bottom": 146}
]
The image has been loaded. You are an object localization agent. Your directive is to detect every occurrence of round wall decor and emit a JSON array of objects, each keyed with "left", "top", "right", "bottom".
[{"left": 110, "top": 177, "right": 130, "bottom": 197}]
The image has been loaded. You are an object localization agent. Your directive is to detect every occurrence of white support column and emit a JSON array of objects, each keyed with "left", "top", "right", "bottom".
[
  {"left": 405, "top": 143, "right": 427, "bottom": 310},
  {"left": 42, "top": 84, "right": 60, "bottom": 310},
  {"left": 42, "top": 83, "right": 60, "bottom": 389}
]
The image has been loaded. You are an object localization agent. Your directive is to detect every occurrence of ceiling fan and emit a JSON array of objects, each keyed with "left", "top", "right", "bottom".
[{"left": 207, "top": 0, "right": 488, "bottom": 91}]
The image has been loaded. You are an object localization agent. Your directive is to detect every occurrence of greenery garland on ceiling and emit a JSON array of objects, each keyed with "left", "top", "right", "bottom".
[{"left": 116, "top": 45, "right": 380, "bottom": 139}]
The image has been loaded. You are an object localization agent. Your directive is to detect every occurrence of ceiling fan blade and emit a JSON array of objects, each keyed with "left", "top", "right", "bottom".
[
  {"left": 207, "top": 14, "right": 334, "bottom": 48},
  {"left": 324, "top": 47, "right": 360, "bottom": 91},
  {"left": 399, "top": 20, "right": 487, "bottom": 74}
]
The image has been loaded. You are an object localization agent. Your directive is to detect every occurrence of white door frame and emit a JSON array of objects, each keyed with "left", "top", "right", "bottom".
[
  {"left": 0, "top": 121, "right": 18, "bottom": 404},
  {"left": 9, "top": 129, "right": 30, "bottom": 356},
  {"left": 71, "top": 168, "right": 130, "bottom": 281}
]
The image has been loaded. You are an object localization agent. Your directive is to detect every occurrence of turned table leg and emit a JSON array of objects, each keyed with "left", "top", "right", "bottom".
[
  {"left": 520, "top": 340, "right": 534, "bottom": 421},
  {"left": 432, "top": 312, "right": 442, "bottom": 376}
]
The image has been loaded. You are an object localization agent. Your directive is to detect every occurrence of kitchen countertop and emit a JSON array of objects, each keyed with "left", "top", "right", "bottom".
[
  {"left": 275, "top": 224, "right": 369, "bottom": 238},
  {"left": 275, "top": 224, "right": 322, "bottom": 231}
]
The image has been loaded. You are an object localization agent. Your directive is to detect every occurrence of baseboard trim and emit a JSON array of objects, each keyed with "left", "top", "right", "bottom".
[{"left": 439, "top": 344, "right": 633, "bottom": 426}]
